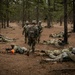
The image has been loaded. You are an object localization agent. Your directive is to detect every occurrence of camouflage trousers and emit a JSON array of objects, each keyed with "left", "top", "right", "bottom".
[
  {"left": 27, "top": 37, "right": 36, "bottom": 53},
  {"left": 24, "top": 33, "right": 28, "bottom": 43}
]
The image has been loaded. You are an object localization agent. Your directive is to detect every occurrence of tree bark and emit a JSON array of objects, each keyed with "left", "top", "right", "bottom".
[
  {"left": 36, "top": 0, "right": 40, "bottom": 24},
  {"left": 47, "top": 0, "right": 51, "bottom": 28},
  {"left": 64, "top": 0, "right": 68, "bottom": 44},
  {"left": 73, "top": 0, "right": 75, "bottom": 32},
  {"left": 22, "top": 0, "right": 25, "bottom": 27},
  {"left": 6, "top": 0, "right": 9, "bottom": 27}
]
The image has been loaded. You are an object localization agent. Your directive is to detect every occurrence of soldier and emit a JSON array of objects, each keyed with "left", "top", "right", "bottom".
[
  {"left": 37, "top": 21, "right": 43, "bottom": 43},
  {"left": 6, "top": 43, "right": 28, "bottom": 54},
  {"left": 27, "top": 20, "right": 38, "bottom": 55},
  {"left": 22, "top": 21, "right": 29, "bottom": 43}
]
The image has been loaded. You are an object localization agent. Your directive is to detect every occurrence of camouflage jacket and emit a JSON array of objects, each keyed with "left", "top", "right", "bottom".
[{"left": 22, "top": 24, "right": 31, "bottom": 35}]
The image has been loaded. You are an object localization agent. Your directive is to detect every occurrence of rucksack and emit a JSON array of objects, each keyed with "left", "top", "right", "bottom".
[{"left": 28, "top": 27, "right": 35, "bottom": 38}]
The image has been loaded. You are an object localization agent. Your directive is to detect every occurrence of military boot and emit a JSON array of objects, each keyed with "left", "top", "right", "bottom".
[{"left": 26, "top": 51, "right": 30, "bottom": 56}]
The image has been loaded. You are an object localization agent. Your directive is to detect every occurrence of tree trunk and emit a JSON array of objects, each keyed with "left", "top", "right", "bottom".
[
  {"left": 2, "top": 18, "right": 6, "bottom": 28},
  {"left": 6, "top": 0, "right": 9, "bottom": 27},
  {"left": 22, "top": 0, "right": 25, "bottom": 27},
  {"left": 64, "top": 0, "right": 68, "bottom": 44},
  {"left": 36, "top": 0, "right": 40, "bottom": 24},
  {"left": 26, "top": 1, "right": 30, "bottom": 21},
  {"left": 4, "top": 19, "right": 6, "bottom": 28},
  {"left": 2, "top": 18, "right": 4, "bottom": 28},
  {"left": 47, "top": 0, "right": 51, "bottom": 28},
  {"left": 60, "top": 18, "right": 62, "bottom": 26},
  {"left": 36, "top": 6, "right": 39, "bottom": 24},
  {"left": 53, "top": 0, "right": 55, "bottom": 11},
  {"left": 73, "top": 0, "right": 75, "bottom": 32}
]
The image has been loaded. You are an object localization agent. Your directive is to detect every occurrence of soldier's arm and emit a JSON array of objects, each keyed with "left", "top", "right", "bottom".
[
  {"left": 36, "top": 28, "right": 39, "bottom": 37},
  {"left": 40, "top": 26, "right": 43, "bottom": 33}
]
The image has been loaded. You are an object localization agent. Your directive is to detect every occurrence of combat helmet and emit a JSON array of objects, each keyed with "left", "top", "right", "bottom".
[
  {"left": 39, "top": 20, "right": 41, "bottom": 23},
  {"left": 25, "top": 21, "right": 29, "bottom": 24},
  {"left": 38, "top": 20, "right": 42, "bottom": 25},
  {"left": 10, "top": 43, "right": 15, "bottom": 48},
  {"left": 32, "top": 20, "right": 36, "bottom": 24}
]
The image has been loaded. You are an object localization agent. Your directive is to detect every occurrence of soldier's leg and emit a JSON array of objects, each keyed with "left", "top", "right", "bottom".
[
  {"left": 32, "top": 39, "right": 36, "bottom": 53},
  {"left": 35, "top": 35, "right": 40, "bottom": 43},
  {"left": 38, "top": 36, "right": 40, "bottom": 43},
  {"left": 27, "top": 45, "right": 31, "bottom": 56},
  {"left": 38, "top": 34, "right": 41, "bottom": 43},
  {"left": 32, "top": 45, "right": 35, "bottom": 53},
  {"left": 26, "top": 38, "right": 32, "bottom": 56},
  {"left": 25, "top": 33, "right": 27, "bottom": 43},
  {"left": 25, "top": 36, "right": 27, "bottom": 43}
]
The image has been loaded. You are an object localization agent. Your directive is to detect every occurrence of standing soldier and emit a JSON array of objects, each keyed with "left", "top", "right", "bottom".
[
  {"left": 37, "top": 21, "right": 43, "bottom": 43},
  {"left": 22, "top": 21, "right": 29, "bottom": 43},
  {"left": 27, "top": 20, "right": 38, "bottom": 56}
]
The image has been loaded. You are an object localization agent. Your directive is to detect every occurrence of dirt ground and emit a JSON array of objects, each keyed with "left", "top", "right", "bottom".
[{"left": 0, "top": 22, "right": 75, "bottom": 75}]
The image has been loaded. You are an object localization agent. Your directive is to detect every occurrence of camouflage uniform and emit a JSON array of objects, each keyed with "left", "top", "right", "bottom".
[
  {"left": 37, "top": 21, "right": 43, "bottom": 43},
  {"left": 10, "top": 43, "right": 28, "bottom": 54},
  {"left": 27, "top": 20, "right": 38, "bottom": 54},
  {"left": 22, "top": 21, "right": 29, "bottom": 43}
]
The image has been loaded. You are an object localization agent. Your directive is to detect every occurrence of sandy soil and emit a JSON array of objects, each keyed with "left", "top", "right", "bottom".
[{"left": 0, "top": 22, "right": 75, "bottom": 75}]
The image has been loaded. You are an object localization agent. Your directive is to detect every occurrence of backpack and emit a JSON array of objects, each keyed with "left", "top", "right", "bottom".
[{"left": 28, "top": 27, "right": 35, "bottom": 38}]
